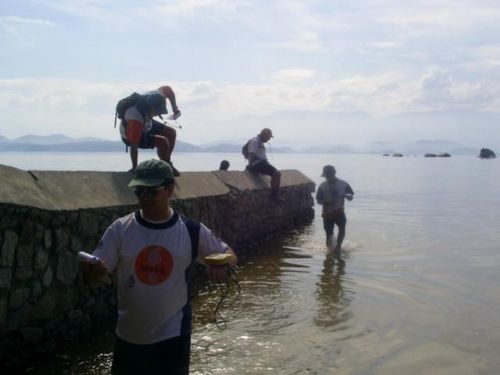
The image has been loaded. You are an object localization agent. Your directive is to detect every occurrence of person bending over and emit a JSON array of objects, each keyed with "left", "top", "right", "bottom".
[{"left": 120, "top": 85, "right": 181, "bottom": 175}]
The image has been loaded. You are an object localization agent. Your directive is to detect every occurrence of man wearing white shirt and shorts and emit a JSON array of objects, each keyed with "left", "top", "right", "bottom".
[{"left": 82, "top": 159, "right": 237, "bottom": 374}]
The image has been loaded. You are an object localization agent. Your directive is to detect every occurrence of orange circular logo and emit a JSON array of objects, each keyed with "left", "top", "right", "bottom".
[{"left": 135, "top": 245, "right": 173, "bottom": 285}]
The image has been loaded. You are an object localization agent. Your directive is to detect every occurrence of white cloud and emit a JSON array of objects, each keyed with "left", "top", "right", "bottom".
[
  {"left": 1, "top": 0, "right": 500, "bottom": 146},
  {"left": 34, "top": 0, "right": 118, "bottom": 20},
  {"left": 1, "top": 15, "right": 56, "bottom": 39},
  {"left": 2, "top": 16, "right": 55, "bottom": 27},
  {"left": 269, "top": 69, "right": 316, "bottom": 82}
]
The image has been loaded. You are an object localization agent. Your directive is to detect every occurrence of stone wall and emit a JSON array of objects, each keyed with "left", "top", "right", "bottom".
[{"left": 0, "top": 164, "right": 314, "bottom": 360}]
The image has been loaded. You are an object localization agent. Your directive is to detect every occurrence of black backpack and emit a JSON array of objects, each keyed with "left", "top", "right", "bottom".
[
  {"left": 114, "top": 92, "right": 143, "bottom": 127},
  {"left": 242, "top": 140, "right": 250, "bottom": 159}
]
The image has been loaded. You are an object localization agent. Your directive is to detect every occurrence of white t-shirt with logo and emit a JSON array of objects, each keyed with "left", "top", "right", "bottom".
[{"left": 94, "top": 211, "right": 229, "bottom": 345}]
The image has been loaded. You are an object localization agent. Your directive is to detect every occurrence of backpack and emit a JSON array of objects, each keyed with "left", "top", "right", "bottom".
[
  {"left": 242, "top": 140, "right": 250, "bottom": 159},
  {"left": 114, "top": 92, "right": 143, "bottom": 127}
]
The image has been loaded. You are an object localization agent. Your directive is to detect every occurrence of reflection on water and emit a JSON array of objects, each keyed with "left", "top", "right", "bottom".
[{"left": 314, "top": 252, "right": 351, "bottom": 330}]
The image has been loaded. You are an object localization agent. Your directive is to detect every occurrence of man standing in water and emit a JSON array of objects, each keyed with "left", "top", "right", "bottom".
[
  {"left": 82, "top": 159, "right": 237, "bottom": 374},
  {"left": 316, "top": 165, "right": 354, "bottom": 259},
  {"left": 246, "top": 128, "right": 282, "bottom": 201}
]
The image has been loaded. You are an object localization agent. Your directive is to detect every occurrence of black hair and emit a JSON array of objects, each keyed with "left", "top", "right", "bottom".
[{"left": 219, "top": 160, "right": 230, "bottom": 171}]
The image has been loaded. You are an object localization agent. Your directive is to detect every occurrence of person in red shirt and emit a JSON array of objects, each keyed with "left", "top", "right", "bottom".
[{"left": 120, "top": 86, "right": 181, "bottom": 175}]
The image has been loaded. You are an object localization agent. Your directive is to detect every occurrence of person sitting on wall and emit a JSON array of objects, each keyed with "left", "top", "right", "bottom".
[{"left": 245, "top": 128, "right": 282, "bottom": 202}]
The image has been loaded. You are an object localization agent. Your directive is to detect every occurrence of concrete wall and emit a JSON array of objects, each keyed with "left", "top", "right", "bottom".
[{"left": 0, "top": 163, "right": 315, "bottom": 360}]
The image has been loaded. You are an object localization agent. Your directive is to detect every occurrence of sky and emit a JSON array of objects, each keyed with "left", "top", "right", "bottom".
[{"left": 1, "top": 0, "right": 500, "bottom": 149}]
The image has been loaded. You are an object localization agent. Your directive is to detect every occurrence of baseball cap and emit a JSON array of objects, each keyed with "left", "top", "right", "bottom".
[
  {"left": 321, "top": 165, "right": 336, "bottom": 177},
  {"left": 261, "top": 128, "right": 273, "bottom": 138},
  {"left": 128, "top": 159, "right": 175, "bottom": 188}
]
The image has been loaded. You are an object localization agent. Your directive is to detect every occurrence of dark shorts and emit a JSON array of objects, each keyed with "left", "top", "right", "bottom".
[
  {"left": 122, "top": 120, "right": 166, "bottom": 149},
  {"left": 323, "top": 210, "right": 347, "bottom": 235},
  {"left": 247, "top": 160, "right": 278, "bottom": 176},
  {"left": 112, "top": 335, "right": 190, "bottom": 375}
]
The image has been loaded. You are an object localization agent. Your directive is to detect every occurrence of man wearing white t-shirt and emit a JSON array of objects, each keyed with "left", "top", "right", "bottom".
[
  {"left": 82, "top": 159, "right": 237, "bottom": 374},
  {"left": 246, "top": 128, "right": 282, "bottom": 201}
]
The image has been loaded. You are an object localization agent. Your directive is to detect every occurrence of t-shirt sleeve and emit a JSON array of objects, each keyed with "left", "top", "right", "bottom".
[
  {"left": 93, "top": 222, "right": 121, "bottom": 273},
  {"left": 346, "top": 184, "right": 354, "bottom": 195},
  {"left": 196, "top": 223, "right": 229, "bottom": 262}
]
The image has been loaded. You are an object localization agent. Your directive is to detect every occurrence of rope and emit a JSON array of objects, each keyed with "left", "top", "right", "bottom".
[{"left": 210, "top": 265, "right": 241, "bottom": 330}]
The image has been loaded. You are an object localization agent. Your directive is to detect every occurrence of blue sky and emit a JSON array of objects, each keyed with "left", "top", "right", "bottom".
[{"left": 1, "top": 0, "right": 500, "bottom": 148}]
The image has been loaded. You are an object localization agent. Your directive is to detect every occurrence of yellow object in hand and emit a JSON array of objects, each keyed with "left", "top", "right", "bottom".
[{"left": 204, "top": 253, "right": 233, "bottom": 266}]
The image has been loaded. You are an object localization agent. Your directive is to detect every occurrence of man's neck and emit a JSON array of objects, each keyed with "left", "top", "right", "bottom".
[{"left": 141, "top": 206, "right": 173, "bottom": 222}]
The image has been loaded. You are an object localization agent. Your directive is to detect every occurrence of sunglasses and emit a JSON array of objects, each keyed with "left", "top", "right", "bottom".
[{"left": 133, "top": 186, "right": 165, "bottom": 197}]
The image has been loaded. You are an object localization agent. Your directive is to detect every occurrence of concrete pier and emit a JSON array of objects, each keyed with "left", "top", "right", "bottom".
[{"left": 0, "top": 163, "right": 315, "bottom": 359}]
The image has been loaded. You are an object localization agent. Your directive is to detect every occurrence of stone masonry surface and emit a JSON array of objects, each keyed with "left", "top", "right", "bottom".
[{"left": 0, "top": 163, "right": 315, "bottom": 363}]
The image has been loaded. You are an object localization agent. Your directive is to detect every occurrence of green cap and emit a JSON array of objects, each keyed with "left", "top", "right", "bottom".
[{"left": 128, "top": 159, "right": 175, "bottom": 188}]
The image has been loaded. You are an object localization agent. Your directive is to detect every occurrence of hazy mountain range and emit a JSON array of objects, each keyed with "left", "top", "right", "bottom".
[{"left": 0, "top": 133, "right": 488, "bottom": 156}]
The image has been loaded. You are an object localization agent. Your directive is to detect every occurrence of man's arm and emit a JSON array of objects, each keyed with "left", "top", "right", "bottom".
[
  {"left": 316, "top": 186, "right": 324, "bottom": 204},
  {"left": 345, "top": 184, "right": 354, "bottom": 201},
  {"left": 81, "top": 258, "right": 109, "bottom": 286},
  {"left": 247, "top": 138, "right": 260, "bottom": 165},
  {"left": 198, "top": 224, "right": 238, "bottom": 284},
  {"left": 158, "top": 85, "right": 180, "bottom": 115},
  {"left": 205, "top": 247, "right": 238, "bottom": 284},
  {"left": 223, "top": 247, "right": 238, "bottom": 265},
  {"left": 81, "top": 224, "right": 119, "bottom": 285}
]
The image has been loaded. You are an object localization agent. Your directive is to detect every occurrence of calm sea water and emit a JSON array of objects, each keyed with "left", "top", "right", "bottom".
[{"left": 1, "top": 151, "right": 500, "bottom": 374}]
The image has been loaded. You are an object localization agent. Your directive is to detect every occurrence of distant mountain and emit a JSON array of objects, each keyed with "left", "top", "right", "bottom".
[
  {"left": 0, "top": 133, "right": 489, "bottom": 155},
  {"left": 199, "top": 143, "right": 242, "bottom": 153},
  {"left": 402, "top": 139, "right": 463, "bottom": 154},
  {"left": 300, "top": 144, "right": 359, "bottom": 154},
  {"left": 0, "top": 136, "right": 202, "bottom": 152},
  {"left": 13, "top": 134, "right": 78, "bottom": 145},
  {"left": 366, "top": 139, "right": 479, "bottom": 155}
]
